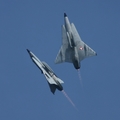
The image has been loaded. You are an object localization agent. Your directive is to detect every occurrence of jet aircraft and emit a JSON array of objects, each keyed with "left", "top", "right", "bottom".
[
  {"left": 55, "top": 13, "right": 97, "bottom": 69},
  {"left": 27, "top": 49, "right": 64, "bottom": 94}
]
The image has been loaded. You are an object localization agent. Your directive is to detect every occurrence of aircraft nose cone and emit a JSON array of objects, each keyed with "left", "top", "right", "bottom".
[
  {"left": 26, "top": 49, "right": 30, "bottom": 53},
  {"left": 64, "top": 13, "right": 67, "bottom": 17},
  {"left": 26, "top": 49, "right": 33, "bottom": 58}
]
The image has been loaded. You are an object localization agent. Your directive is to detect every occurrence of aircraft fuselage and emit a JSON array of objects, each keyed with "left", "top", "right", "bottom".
[
  {"left": 42, "top": 64, "right": 63, "bottom": 91},
  {"left": 64, "top": 13, "right": 80, "bottom": 69},
  {"left": 27, "top": 49, "right": 63, "bottom": 93}
]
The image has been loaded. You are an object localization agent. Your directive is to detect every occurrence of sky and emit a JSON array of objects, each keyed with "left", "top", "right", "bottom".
[{"left": 0, "top": 0, "right": 120, "bottom": 120}]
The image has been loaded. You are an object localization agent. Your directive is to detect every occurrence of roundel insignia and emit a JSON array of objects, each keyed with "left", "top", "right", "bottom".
[{"left": 79, "top": 47, "right": 83, "bottom": 50}]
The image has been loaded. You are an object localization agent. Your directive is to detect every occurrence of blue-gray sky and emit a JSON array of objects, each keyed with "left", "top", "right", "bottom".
[{"left": 0, "top": 0, "right": 120, "bottom": 120}]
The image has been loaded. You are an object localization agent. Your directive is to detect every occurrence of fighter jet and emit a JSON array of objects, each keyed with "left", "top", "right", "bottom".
[
  {"left": 27, "top": 49, "right": 64, "bottom": 94},
  {"left": 55, "top": 13, "right": 97, "bottom": 69}
]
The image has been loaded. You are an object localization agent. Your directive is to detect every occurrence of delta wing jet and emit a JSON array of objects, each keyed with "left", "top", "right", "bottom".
[
  {"left": 55, "top": 13, "right": 97, "bottom": 69},
  {"left": 27, "top": 49, "right": 64, "bottom": 94}
]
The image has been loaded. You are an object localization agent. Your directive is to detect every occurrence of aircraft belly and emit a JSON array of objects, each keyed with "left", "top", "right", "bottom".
[
  {"left": 32, "top": 58, "right": 57, "bottom": 85},
  {"left": 32, "top": 57, "right": 43, "bottom": 70},
  {"left": 78, "top": 50, "right": 85, "bottom": 61},
  {"left": 44, "top": 72, "right": 57, "bottom": 85}
]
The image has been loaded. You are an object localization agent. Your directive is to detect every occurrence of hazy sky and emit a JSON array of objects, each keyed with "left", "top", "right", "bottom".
[{"left": 0, "top": 0, "right": 120, "bottom": 120}]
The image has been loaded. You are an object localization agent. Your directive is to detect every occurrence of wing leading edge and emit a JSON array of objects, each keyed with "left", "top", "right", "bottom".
[
  {"left": 55, "top": 25, "right": 72, "bottom": 64},
  {"left": 71, "top": 23, "right": 97, "bottom": 58}
]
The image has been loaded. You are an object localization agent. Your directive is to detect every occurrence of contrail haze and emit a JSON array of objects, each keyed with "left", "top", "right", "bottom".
[
  {"left": 77, "top": 69, "right": 83, "bottom": 90},
  {"left": 62, "top": 90, "right": 78, "bottom": 111}
]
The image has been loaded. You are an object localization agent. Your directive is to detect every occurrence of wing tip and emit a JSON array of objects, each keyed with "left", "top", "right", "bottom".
[{"left": 54, "top": 60, "right": 61, "bottom": 64}]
